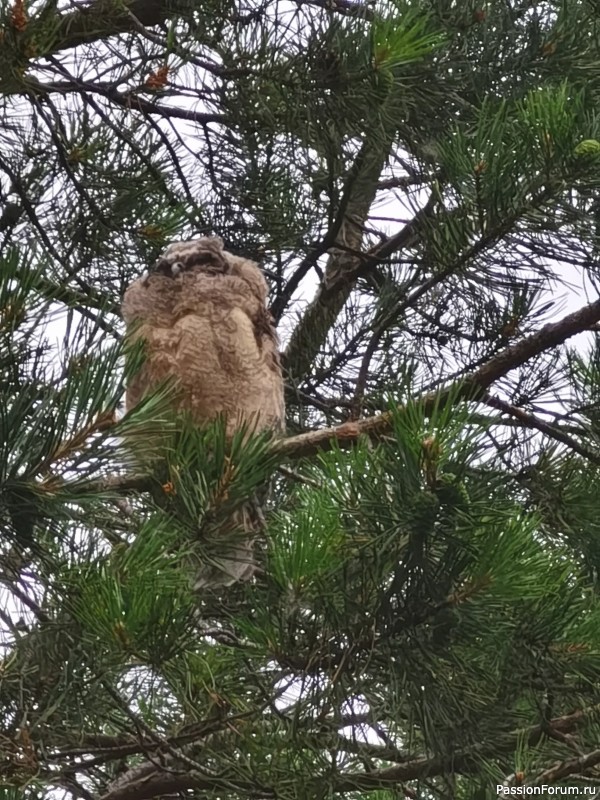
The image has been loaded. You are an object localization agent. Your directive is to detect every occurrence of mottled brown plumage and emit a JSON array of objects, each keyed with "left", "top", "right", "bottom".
[{"left": 122, "top": 237, "right": 284, "bottom": 587}]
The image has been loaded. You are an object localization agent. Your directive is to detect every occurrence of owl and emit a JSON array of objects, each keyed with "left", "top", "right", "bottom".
[{"left": 121, "top": 237, "right": 285, "bottom": 588}]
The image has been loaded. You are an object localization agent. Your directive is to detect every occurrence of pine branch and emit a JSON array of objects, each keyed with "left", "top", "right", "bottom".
[
  {"left": 482, "top": 393, "right": 600, "bottom": 464},
  {"left": 20, "top": 78, "right": 226, "bottom": 126},
  {"left": 2, "top": 0, "right": 367, "bottom": 89},
  {"left": 281, "top": 127, "right": 395, "bottom": 370},
  {"left": 282, "top": 140, "right": 429, "bottom": 382},
  {"left": 16, "top": 1, "right": 187, "bottom": 61},
  {"left": 72, "top": 296, "right": 600, "bottom": 500},
  {"left": 93, "top": 703, "right": 600, "bottom": 800},
  {"left": 282, "top": 176, "right": 555, "bottom": 388},
  {"left": 97, "top": 770, "right": 267, "bottom": 800},
  {"left": 277, "top": 296, "right": 600, "bottom": 458},
  {"left": 301, "top": 0, "right": 376, "bottom": 19},
  {"left": 527, "top": 748, "right": 600, "bottom": 786}
]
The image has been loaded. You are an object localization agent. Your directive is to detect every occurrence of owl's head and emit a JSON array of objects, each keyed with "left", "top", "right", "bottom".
[
  {"left": 151, "top": 237, "right": 229, "bottom": 278},
  {"left": 139, "top": 237, "right": 267, "bottom": 304}
]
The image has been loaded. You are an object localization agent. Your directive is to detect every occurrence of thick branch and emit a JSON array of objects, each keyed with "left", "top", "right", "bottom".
[
  {"left": 528, "top": 748, "right": 600, "bottom": 786},
  {"left": 22, "top": 79, "right": 225, "bottom": 126},
  {"left": 68, "top": 297, "right": 600, "bottom": 499},
  {"left": 282, "top": 131, "right": 395, "bottom": 382},
  {"left": 483, "top": 393, "right": 600, "bottom": 465},
  {"left": 277, "top": 297, "right": 600, "bottom": 459},
  {"left": 98, "top": 771, "right": 268, "bottom": 800},
  {"left": 24, "top": 1, "right": 187, "bottom": 59},
  {"left": 95, "top": 704, "right": 600, "bottom": 800}
]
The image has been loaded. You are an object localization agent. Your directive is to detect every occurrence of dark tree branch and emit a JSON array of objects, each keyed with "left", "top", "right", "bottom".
[
  {"left": 271, "top": 133, "right": 397, "bottom": 323},
  {"left": 94, "top": 703, "right": 600, "bottom": 800},
  {"left": 482, "top": 393, "right": 600, "bottom": 464},
  {"left": 21, "top": 1, "right": 191, "bottom": 60},
  {"left": 20, "top": 79, "right": 226, "bottom": 126},
  {"left": 67, "top": 296, "right": 600, "bottom": 501},
  {"left": 282, "top": 177, "right": 432, "bottom": 383},
  {"left": 277, "top": 296, "right": 600, "bottom": 459},
  {"left": 527, "top": 748, "right": 600, "bottom": 786}
]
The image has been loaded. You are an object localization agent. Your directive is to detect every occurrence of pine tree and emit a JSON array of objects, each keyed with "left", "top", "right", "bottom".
[{"left": 3, "top": 0, "right": 600, "bottom": 797}]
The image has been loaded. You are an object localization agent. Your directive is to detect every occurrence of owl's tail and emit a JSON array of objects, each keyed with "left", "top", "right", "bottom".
[{"left": 192, "top": 495, "right": 265, "bottom": 590}]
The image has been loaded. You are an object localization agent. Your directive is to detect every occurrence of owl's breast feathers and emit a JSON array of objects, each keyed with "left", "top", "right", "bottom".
[{"left": 122, "top": 241, "right": 284, "bottom": 435}]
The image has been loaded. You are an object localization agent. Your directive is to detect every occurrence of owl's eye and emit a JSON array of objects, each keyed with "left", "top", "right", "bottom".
[
  {"left": 153, "top": 258, "right": 170, "bottom": 273},
  {"left": 171, "top": 261, "right": 185, "bottom": 275}
]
